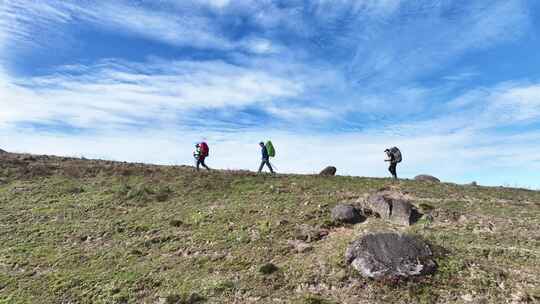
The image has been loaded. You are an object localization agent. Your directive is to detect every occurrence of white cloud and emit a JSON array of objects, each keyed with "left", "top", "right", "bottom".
[
  {"left": 0, "top": 0, "right": 283, "bottom": 56},
  {"left": 198, "top": 0, "right": 232, "bottom": 9},
  {"left": 0, "top": 2, "right": 57, "bottom": 55},
  {"left": 241, "top": 38, "right": 279, "bottom": 54},
  {"left": 266, "top": 106, "right": 334, "bottom": 121},
  {"left": 313, "top": 0, "right": 402, "bottom": 18},
  {"left": 75, "top": 2, "right": 233, "bottom": 50},
  {"left": 0, "top": 59, "right": 304, "bottom": 128},
  {"left": 492, "top": 85, "right": 540, "bottom": 123},
  {"left": 447, "top": 82, "right": 540, "bottom": 127}
]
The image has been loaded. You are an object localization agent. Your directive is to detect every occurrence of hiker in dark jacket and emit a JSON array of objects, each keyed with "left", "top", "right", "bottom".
[
  {"left": 384, "top": 148, "right": 398, "bottom": 179},
  {"left": 193, "top": 143, "right": 210, "bottom": 171},
  {"left": 258, "top": 142, "right": 274, "bottom": 174}
]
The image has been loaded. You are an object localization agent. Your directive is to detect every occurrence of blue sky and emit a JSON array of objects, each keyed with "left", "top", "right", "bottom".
[{"left": 1, "top": 0, "right": 540, "bottom": 187}]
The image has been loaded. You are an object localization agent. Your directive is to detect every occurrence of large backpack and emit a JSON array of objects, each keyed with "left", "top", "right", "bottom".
[
  {"left": 266, "top": 141, "right": 275, "bottom": 157},
  {"left": 200, "top": 142, "right": 209, "bottom": 157},
  {"left": 390, "top": 146, "right": 402, "bottom": 163}
]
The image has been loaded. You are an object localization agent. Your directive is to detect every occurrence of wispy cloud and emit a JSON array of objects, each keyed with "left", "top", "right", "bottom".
[
  {"left": 447, "top": 82, "right": 540, "bottom": 127},
  {"left": 0, "top": 1, "right": 73, "bottom": 56},
  {"left": 0, "top": 59, "right": 306, "bottom": 128},
  {"left": 346, "top": 1, "right": 529, "bottom": 87},
  {"left": 0, "top": 0, "right": 284, "bottom": 57}
]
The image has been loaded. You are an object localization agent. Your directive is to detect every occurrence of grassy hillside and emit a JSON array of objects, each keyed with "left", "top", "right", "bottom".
[{"left": 0, "top": 153, "right": 539, "bottom": 304}]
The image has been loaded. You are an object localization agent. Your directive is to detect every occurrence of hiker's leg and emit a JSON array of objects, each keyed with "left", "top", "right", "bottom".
[
  {"left": 258, "top": 160, "right": 265, "bottom": 173},
  {"left": 390, "top": 163, "right": 397, "bottom": 179},
  {"left": 201, "top": 158, "right": 210, "bottom": 170},
  {"left": 196, "top": 159, "right": 201, "bottom": 171},
  {"left": 266, "top": 160, "right": 274, "bottom": 173}
]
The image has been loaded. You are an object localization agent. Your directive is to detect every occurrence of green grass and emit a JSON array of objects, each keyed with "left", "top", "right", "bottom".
[{"left": 0, "top": 153, "right": 539, "bottom": 303}]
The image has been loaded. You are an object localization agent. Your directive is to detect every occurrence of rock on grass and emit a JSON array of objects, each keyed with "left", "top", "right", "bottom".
[
  {"left": 414, "top": 175, "right": 440, "bottom": 183},
  {"left": 331, "top": 204, "right": 363, "bottom": 224},
  {"left": 345, "top": 233, "right": 436, "bottom": 280},
  {"left": 161, "top": 293, "right": 205, "bottom": 304},
  {"left": 366, "top": 192, "right": 416, "bottom": 226},
  {"left": 319, "top": 166, "right": 337, "bottom": 176},
  {"left": 169, "top": 219, "right": 184, "bottom": 227},
  {"left": 259, "top": 263, "right": 279, "bottom": 275}
]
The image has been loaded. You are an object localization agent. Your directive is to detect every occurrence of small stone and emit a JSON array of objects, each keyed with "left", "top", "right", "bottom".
[
  {"left": 130, "top": 249, "right": 143, "bottom": 256},
  {"left": 185, "top": 293, "right": 205, "bottom": 304},
  {"left": 414, "top": 175, "right": 440, "bottom": 183},
  {"left": 259, "top": 263, "right": 279, "bottom": 275},
  {"left": 164, "top": 294, "right": 181, "bottom": 304},
  {"left": 169, "top": 220, "right": 184, "bottom": 227}
]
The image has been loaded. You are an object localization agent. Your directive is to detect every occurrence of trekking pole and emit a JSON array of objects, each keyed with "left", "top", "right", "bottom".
[{"left": 269, "top": 161, "right": 278, "bottom": 172}]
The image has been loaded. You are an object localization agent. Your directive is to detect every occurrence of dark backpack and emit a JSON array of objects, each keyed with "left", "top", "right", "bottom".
[
  {"left": 390, "top": 147, "right": 402, "bottom": 163},
  {"left": 200, "top": 142, "right": 209, "bottom": 157}
]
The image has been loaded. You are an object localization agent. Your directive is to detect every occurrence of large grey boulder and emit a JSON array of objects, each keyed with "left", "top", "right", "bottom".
[
  {"left": 319, "top": 166, "right": 337, "bottom": 176},
  {"left": 414, "top": 175, "right": 440, "bottom": 183},
  {"left": 331, "top": 204, "right": 363, "bottom": 224},
  {"left": 345, "top": 233, "right": 436, "bottom": 279},
  {"left": 365, "top": 192, "right": 414, "bottom": 225}
]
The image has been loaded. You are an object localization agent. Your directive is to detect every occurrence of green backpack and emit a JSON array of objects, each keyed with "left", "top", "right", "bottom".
[{"left": 266, "top": 141, "right": 275, "bottom": 157}]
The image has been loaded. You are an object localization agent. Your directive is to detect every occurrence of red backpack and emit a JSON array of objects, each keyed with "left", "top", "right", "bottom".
[{"left": 200, "top": 142, "right": 209, "bottom": 157}]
